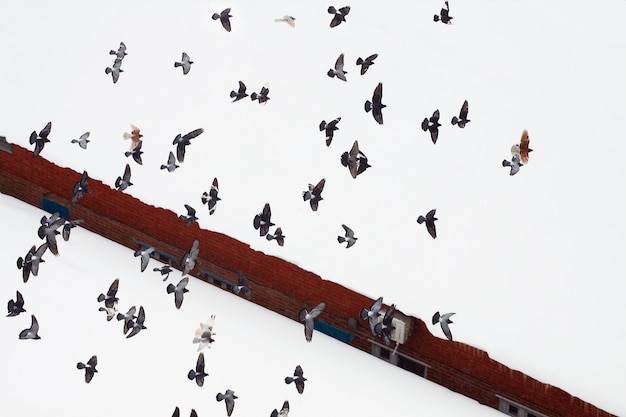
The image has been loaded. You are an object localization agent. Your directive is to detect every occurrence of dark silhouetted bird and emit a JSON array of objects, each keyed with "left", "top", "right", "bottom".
[
  {"left": 123, "top": 124, "right": 143, "bottom": 150},
  {"left": 134, "top": 246, "right": 155, "bottom": 272},
  {"left": 364, "top": 82, "right": 385, "bottom": 124},
  {"left": 17, "top": 243, "right": 48, "bottom": 283},
  {"left": 360, "top": 296, "right": 383, "bottom": 336},
  {"left": 174, "top": 52, "right": 193, "bottom": 75},
  {"left": 298, "top": 302, "right": 326, "bottom": 342},
  {"left": 173, "top": 128, "right": 204, "bottom": 163},
  {"left": 417, "top": 209, "right": 438, "bottom": 239},
  {"left": 7, "top": 290, "right": 26, "bottom": 317},
  {"left": 167, "top": 277, "right": 190, "bottom": 309},
  {"left": 340, "top": 140, "right": 371, "bottom": 178},
  {"left": 232, "top": 272, "right": 251, "bottom": 299},
  {"left": 153, "top": 264, "right": 173, "bottom": 281},
  {"left": 502, "top": 155, "right": 523, "bottom": 176},
  {"left": 253, "top": 203, "right": 274, "bottom": 236},
  {"left": 201, "top": 177, "right": 220, "bottom": 215},
  {"left": 374, "top": 304, "right": 396, "bottom": 345},
  {"left": 115, "top": 163, "right": 133, "bottom": 191},
  {"left": 432, "top": 311, "right": 455, "bottom": 341},
  {"left": 216, "top": 389, "right": 238, "bottom": 416},
  {"left": 251, "top": 85, "right": 270, "bottom": 104},
  {"left": 193, "top": 315, "right": 216, "bottom": 351},
  {"left": 434, "top": 1, "right": 453, "bottom": 24},
  {"left": 328, "top": 5, "right": 350, "bottom": 28},
  {"left": 212, "top": 8, "right": 233, "bottom": 32},
  {"left": 518, "top": 129, "right": 533, "bottom": 163},
  {"left": 29, "top": 121, "right": 52, "bottom": 157},
  {"left": 126, "top": 306, "right": 147, "bottom": 338},
  {"left": 302, "top": 178, "right": 325, "bottom": 211},
  {"left": 72, "top": 171, "right": 90, "bottom": 202},
  {"left": 116, "top": 305, "right": 137, "bottom": 334},
  {"left": 105, "top": 58, "right": 123, "bottom": 83},
  {"left": 62, "top": 218, "right": 84, "bottom": 242},
  {"left": 421, "top": 109, "right": 441, "bottom": 144},
  {"left": 265, "top": 227, "right": 285, "bottom": 246},
  {"left": 124, "top": 140, "right": 143, "bottom": 165},
  {"left": 451, "top": 100, "right": 470, "bottom": 128},
  {"left": 271, "top": 401, "right": 290, "bottom": 417},
  {"left": 274, "top": 15, "right": 296, "bottom": 27},
  {"left": 285, "top": 365, "right": 307, "bottom": 394},
  {"left": 98, "top": 305, "right": 117, "bottom": 321},
  {"left": 71, "top": 131, "right": 91, "bottom": 149},
  {"left": 19, "top": 314, "right": 41, "bottom": 340},
  {"left": 356, "top": 54, "right": 378, "bottom": 75},
  {"left": 181, "top": 239, "right": 200, "bottom": 275},
  {"left": 97, "top": 278, "right": 120, "bottom": 308},
  {"left": 319, "top": 117, "right": 341, "bottom": 146},
  {"left": 230, "top": 81, "right": 248, "bottom": 102},
  {"left": 188, "top": 352, "right": 209, "bottom": 387},
  {"left": 160, "top": 151, "right": 180, "bottom": 172},
  {"left": 337, "top": 224, "right": 357, "bottom": 248},
  {"left": 179, "top": 204, "right": 199, "bottom": 227},
  {"left": 327, "top": 53, "right": 347, "bottom": 81},
  {"left": 109, "top": 42, "right": 127, "bottom": 59},
  {"left": 76, "top": 355, "right": 98, "bottom": 383}
]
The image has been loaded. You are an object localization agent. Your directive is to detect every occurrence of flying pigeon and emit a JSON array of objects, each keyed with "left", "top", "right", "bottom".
[
  {"left": 434, "top": 1, "right": 453, "bottom": 24},
  {"left": 116, "top": 306, "right": 137, "bottom": 334},
  {"left": 328, "top": 5, "right": 350, "bottom": 28},
  {"left": 105, "top": 58, "right": 123, "bottom": 83},
  {"left": 337, "top": 224, "right": 357, "bottom": 248},
  {"left": 518, "top": 129, "right": 533, "bottom": 163},
  {"left": 432, "top": 311, "right": 455, "bottom": 341},
  {"left": 302, "top": 178, "right": 325, "bottom": 211},
  {"left": 253, "top": 203, "right": 274, "bottom": 237},
  {"left": 72, "top": 171, "right": 90, "bottom": 202},
  {"left": 187, "top": 352, "right": 209, "bottom": 387},
  {"left": 340, "top": 140, "right": 371, "bottom": 178},
  {"left": 115, "top": 163, "right": 133, "bottom": 191},
  {"left": 502, "top": 155, "right": 523, "bottom": 176},
  {"left": 193, "top": 315, "right": 217, "bottom": 351},
  {"left": 167, "top": 277, "right": 190, "bottom": 309},
  {"left": 29, "top": 121, "right": 52, "bottom": 157},
  {"left": 232, "top": 272, "right": 251, "bottom": 300},
  {"left": 76, "top": 355, "right": 98, "bottom": 383},
  {"left": 153, "top": 264, "right": 173, "bottom": 281},
  {"left": 417, "top": 209, "right": 438, "bottom": 239},
  {"left": 123, "top": 124, "right": 143, "bottom": 150},
  {"left": 17, "top": 243, "right": 48, "bottom": 283},
  {"left": 451, "top": 100, "right": 470, "bottom": 128},
  {"left": 271, "top": 401, "right": 290, "bottom": 417},
  {"left": 7, "top": 290, "right": 26, "bottom": 317},
  {"left": 179, "top": 204, "right": 199, "bottom": 227},
  {"left": 284, "top": 365, "right": 307, "bottom": 394},
  {"left": 97, "top": 278, "right": 120, "bottom": 309},
  {"left": 174, "top": 52, "right": 193, "bottom": 75},
  {"left": 71, "top": 131, "right": 91, "bottom": 149},
  {"left": 98, "top": 305, "right": 118, "bottom": 321},
  {"left": 359, "top": 296, "right": 383, "bottom": 336},
  {"left": 364, "top": 82, "right": 385, "bottom": 124},
  {"left": 298, "top": 302, "right": 326, "bottom": 342},
  {"left": 216, "top": 390, "right": 238, "bottom": 416},
  {"left": 274, "top": 15, "right": 296, "bottom": 27},
  {"left": 134, "top": 246, "right": 155, "bottom": 272},
  {"left": 356, "top": 54, "right": 378, "bottom": 75},
  {"left": 421, "top": 109, "right": 442, "bottom": 144},
  {"left": 230, "top": 81, "right": 249, "bottom": 102},
  {"left": 109, "top": 42, "right": 127, "bottom": 59},
  {"left": 173, "top": 128, "right": 205, "bottom": 163},
  {"left": 251, "top": 85, "right": 270, "bottom": 104},
  {"left": 124, "top": 140, "right": 143, "bottom": 165},
  {"left": 181, "top": 239, "right": 200, "bottom": 275},
  {"left": 374, "top": 304, "right": 396, "bottom": 345},
  {"left": 19, "top": 314, "right": 41, "bottom": 340},
  {"left": 212, "top": 8, "right": 233, "bottom": 32},
  {"left": 265, "top": 227, "right": 285, "bottom": 246},
  {"left": 201, "top": 177, "right": 220, "bottom": 215},
  {"left": 160, "top": 151, "right": 180, "bottom": 172},
  {"left": 327, "top": 53, "right": 347, "bottom": 81},
  {"left": 37, "top": 214, "right": 64, "bottom": 255},
  {"left": 319, "top": 117, "right": 341, "bottom": 146},
  {"left": 126, "top": 306, "right": 147, "bottom": 338}
]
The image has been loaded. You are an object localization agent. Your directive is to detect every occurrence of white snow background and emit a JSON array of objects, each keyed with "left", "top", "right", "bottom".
[{"left": 1, "top": 0, "right": 625, "bottom": 415}]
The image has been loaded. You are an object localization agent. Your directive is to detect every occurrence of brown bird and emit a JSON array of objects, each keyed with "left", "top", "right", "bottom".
[
  {"left": 123, "top": 124, "right": 143, "bottom": 150},
  {"left": 518, "top": 129, "right": 533, "bottom": 163}
]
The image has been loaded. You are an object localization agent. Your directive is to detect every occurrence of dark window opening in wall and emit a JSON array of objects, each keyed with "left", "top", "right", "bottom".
[
  {"left": 508, "top": 405, "right": 519, "bottom": 415},
  {"left": 496, "top": 395, "right": 548, "bottom": 417},
  {"left": 132, "top": 239, "right": 178, "bottom": 266},
  {"left": 42, "top": 197, "right": 69, "bottom": 219},
  {"left": 396, "top": 355, "right": 427, "bottom": 376},
  {"left": 314, "top": 320, "right": 354, "bottom": 344},
  {"left": 200, "top": 269, "right": 235, "bottom": 293},
  {"left": 369, "top": 339, "right": 428, "bottom": 378}
]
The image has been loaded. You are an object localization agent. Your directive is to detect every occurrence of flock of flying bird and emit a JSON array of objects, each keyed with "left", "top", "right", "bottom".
[{"left": 8, "top": 3, "right": 536, "bottom": 415}]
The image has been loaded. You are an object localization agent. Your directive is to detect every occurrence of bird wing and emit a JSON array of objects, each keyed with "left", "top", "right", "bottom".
[{"left": 40, "top": 121, "right": 52, "bottom": 138}]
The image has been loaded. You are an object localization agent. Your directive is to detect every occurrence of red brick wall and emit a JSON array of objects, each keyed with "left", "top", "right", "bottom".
[{"left": 0, "top": 142, "right": 615, "bottom": 417}]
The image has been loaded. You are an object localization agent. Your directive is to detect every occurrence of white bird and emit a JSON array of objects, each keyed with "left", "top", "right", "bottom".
[
  {"left": 274, "top": 15, "right": 296, "bottom": 27},
  {"left": 70, "top": 131, "right": 91, "bottom": 149},
  {"left": 193, "top": 315, "right": 216, "bottom": 351}
]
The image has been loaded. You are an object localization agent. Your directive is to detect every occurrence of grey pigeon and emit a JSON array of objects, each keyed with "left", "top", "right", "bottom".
[
  {"left": 174, "top": 52, "right": 193, "bottom": 75},
  {"left": 302, "top": 178, "right": 325, "bottom": 211},
  {"left": 232, "top": 272, "right": 251, "bottom": 300},
  {"left": 124, "top": 140, "right": 143, "bottom": 165},
  {"left": 319, "top": 117, "right": 341, "bottom": 146},
  {"left": 29, "top": 121, "right": 52, "bottom": 157},
  {"left": 115, "top": 163, "right": 133, "bottom": 191},
  {"left": 62, "top": 219, "right": 84, "bottom": 241},
  {"left": 181, "top": 239, "right": 199, "bottom": 275},
  {"left": 230, "top": 81, "right": 248, "bottom": 102},
  {"left": 116, "top": 306, "right": 137, "bottom": 334},
  {"left": 251, "top": 85, "right": 270, "bottom": 104},
  {"left": 270, "top": 401, "right": 290, "bottom": 417},
  {"left": 7, "top": 290, "right": 26, "bottom": 317},
  {"left": 328, "top": 5, "right": 350, "bottom": 28},
  {"left": 193, "top": 315, "right": 216, "bottom": 351},
  {"left": 364, "top": 82, "right": 385, "bottom": 124},
  {"left": 359, "top": 296, "right": 383, "bottom": 336},
  {"left": 126, "top": 306, "right": 147, "bottom": 338},
  {"left": 340, "top": 140, "right": 371, "bottom": 178},
  {"left": 285, "top": 365, "right": 306, "bottom": 394},
  {"left": 298, "top": 302, "right": 326, "bottom": 342},
  {"left": 19, "top": 314, "right": 41, "bottom": 340},
  {"left": 421, "top": 109, "right": 441, "bottom": 144},
  {"left": 432, "top": 311, "right": 455, "bottom": 341},
  {"left": 274, "top": 15, "right": 296, "bottom": 27},
  {"left": 98, "top": 305, "right": 117, "bottom": 321},
  {"left": 417, "top": 209, "right": 438, "bottom": 239},
  {"left": 337, "top": 224, "right": 357, "bottom": 248},
  {"left": 97, "top": 278, "right": 119, "bottom": 308},
  {"left": 502, "top": 155, "right": 523, "bottom": 176},
  {"left": 160, "top": 151, "right": 180, "bottom": 172},
  {"left": 327, "top": 53, "right": 347, "bottom": 81},
  {"left": 17, "top": 243, "right": 48, "bottom": 283},
  {"left": 71, "top": 131, "right": 91, "bottom": 149},
  {"left": 105, "top": 58, "right": 124, "bottom": 83},
  {"left": 109, "top": 42, "right": 128, "bottom": 59},
  {"left": 76, "top": 355, "right": 98, "bottom": 383},
  {"left": 179, "top": 204, "right": 199, "bottom": 227},
  {"left": 253, "top": 203, "right": 274, "bottom": 236},
  {"left": 356, "top": 54, "right": 378, "bottom": 75},
  {"left": 37, "top": 214, "right": 64, "bottom": 256},
  {"left": 187, "top": 352, "right": 209, "bottom": 387},
  {"left": 153, "top": 264, "right": 173, "bottom": 281},
  {"left": 451, "top": 100, "right": 470, "bottom": 128},
  {"left": 173, "top": 128, "right": 204, "bottom": 163},
  {"left": 72, "top": 171, "right": 90, "bottom": 202},
  {"left": 216, "top": 389, "right": 238, "bottom": 416},
  {"left": 434, "top": 1, "right": 453, "bottom": 24},
  {"left": 201, "top": 177, "right": 220, "bottom": 215},
  {"left": 374, "top": 304, "right": 396, "bottom": 345},
  {"left": 167, "top": 277, "right": 190, "bottom": 309},
  {"left": 134, "top": 246, "right": 155, "bottom": 272},
  {"left": 212, "top": 8, "right": 233, "bottom": 32},
  {"left": 265, "top": 226, "right": 285, "bottom": 246}
]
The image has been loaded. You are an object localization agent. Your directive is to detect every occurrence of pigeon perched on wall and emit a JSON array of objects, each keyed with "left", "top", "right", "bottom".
[
  {"left": 451, "top": 100, "right": 470, "bottom": 128},
  {"left": 71, "top": 131, "right": 91, "bottom": 149},
  {"left": 337, "top": 224, "right": 357, "bottom": 248},
  {"left": 115, "top": 163, "right": 133, "bottom": 191},
  {"left": 298, "top": 302, "right": 326, "bottom": 342},
  {"left": 181, "top": 239, "right": 200, "bottom": 275},
  {"left": 319, "top": 117, "right": 341, "bottom": 146},
  {"left": 356, "top": 54, "right": 378, "bottom": 75},
  {"left": 17, "top": 243, "right": 48, "bottom": 283},
  {"left": 212, "top": 8, "right": 233, "bottom": 32},
  {"left": 193, "top": 315, "right": 217, "bottom": 351},
  {"left": 126, "top": 306, "right": 147, "bottom": 338},
  {"left": 518, "top": 129, "right": 533, "bottom": 163},
  {"left": 434, "top": 1, "right": 453, "bottom": 24},
  {"left": 134, "top": 246, "right": 155, "bottom": 272},
  {"left": 216, "top": 390, "right": 238, "bottom": 416},
  {"left": 364, "top": 82, "right": 385, "bottom": 124},
  {"left": 340, "top": 140, "right": 371, "bottom": 178},
  {"left": 360, "top": 296, "right": 383, "bottom": 336},
  {"left": 179, "top": 204, "right": 199, "bottom": 227},
  {"left": 417, "top": 209, "right": 438, "bottom": 239},
  {"left": 374, "top": 304, "right": 396, "bottom": 345},
  {"left": 188, "top": 352, "right": 209, "bottom": 387},
  {"left": 105, "top": 58, "right": 123, "bottom": 83},
  {"left": 29, "top": 121, "right": 52, "bottom": 157},
  {"left": 72, "top": 171, "right": 90, "bottom": 202},
  {"left": 271, "top": 401, "right": 290, "bottom": 417},
  {"left": 173, "top": 128, "right": 204, "bottom": 163},
  {"left": 160, "top": 151, "right": 180, "bottom": 172},
  {"left": 153, "top": 264, "right": 173, "bottom": 281},
  {"left": 7, "top": 290, "right": 26, "bottom": 317},
  {"left": 109, "top": 42, "right": 127, "bottom": 59},
  {"left": 116, "top": 306, "right": 137, "bottom": 334},
  {"left": 19, "top": 314, "right": 41, "bottom": 340},
  {"left": 232, "top": 272, "right": 251, "bottom": 300},
  {"left": 76, "top": 355, "right": 98, "bottom": 383},
  {"left": 327, "top": 53, "right": 347, "bottom": 81},
  {"left": 97, "top": 278, "right": 120, "bottom": 309},
  {"left": 230, "top": 81, "right": 248, "bottom": 102},
  {"left": 253, "top": 203, "right": 274, "bottom": 237},
  {"left": 502, "top": 155, "right": 523, "bottom": 176},
  {"left": 251, "top": 85, "right": 270, "bottom": 104},
  {"left": 167, "top": 277, "right": 190, "bottom": 309},
  {"left": 328, "top": 5, "right": 350, "bottom": 27},
  {"left": 285, "top": 365, "right": 307, "bottom": 394},
  {"left": 123, "top": 124, "right": 143, "bottom": 150},
  {"left": 302, "top": 178, "right": 325, "bottom": 211},
  {"left": 124, "top": 140, "right": 143, "bottom": 165},
  {"left": 201, "top": 177, "right": 220, "bottom": 215},
  {"left": 421, "top": 109, "right": 442, "bottom": 144},
  {"left": 274, "top": 15, "right": 296, "bottom": 27},
  {"left": 98, "top": 305, "right": 118, "bottom": 321},
  {"left": 174, "top": 52, "right": 193, "bottom": 75},
  {"left": 265, "top": 227, "right": 285, "bottom": 246},
  {"left": 432, "top": 311, "right": 455, "bottom": 341}
]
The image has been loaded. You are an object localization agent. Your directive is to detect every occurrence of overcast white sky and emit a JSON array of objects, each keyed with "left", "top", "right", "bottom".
[{"left": 1, "top": 0, "right": 625, "bottom": 415}]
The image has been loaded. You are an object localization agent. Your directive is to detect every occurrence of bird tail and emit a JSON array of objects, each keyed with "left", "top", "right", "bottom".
[
  {"left": 174, "top": 62, "right": 182, "bottom": 68},
  {"left": 364, "top": 100, "right": 372, "bottom": 113},
  {"left": 166, "top": 284, "right": 175, "bottom": 294},
  {"left": 160, "top": 165, "right": 167, "bottom": 170},
  {"left": 211, "top": 13, "right": 220, "bottom": 20},
  {"left": 116, "top": 313, "right": 125, "bottom": 321},
  {"left": 417, "top": 215, "right": 426, "bottom": 224},
  {"left": 359, "top": 308, "right": 369, "bottom": 320},
  {"left": 421, "top": 118, "right": 430, "bottom": 131},
  {"left": 284, "top": 377, "right": 294, "bottom": 384},
  {"left": 229, "top": 91, "right": 237, "bottom": 98},
  {"left": 201, "top": 192, "right": 209, "bottom": 204},
  {"left": 319, "top": 120, "right": 327, "bottom": 131},
  {"left": 356, "top": 57, "right": 364, "bottom": 65},
  {"left": 337, "top": 236, "right": 346, "bottom": 244},
  {"left": 451, "top": 116, "right": 458, "bottom": 125},
  {"left": 76, "top": 362, "right": 86, "bottom": 370},
  {"left": 327, "top": 69, "right": 336, "bottom": 78},
  {"left": 97, "top": 294, "right": 106, "bottom": 303},
  {"left": 123, "top": 132, "right": 132, "bottom": 140},
  {"left": 105, "top": 67, "right": 112, "bottom": 74},
  {"left": 502, "top": 160, "right": 512, "bottom": 167},
  {"left": 250, "top": 92, "right": 258, "bottom": 101},
  {"left": 433, "top": 15, "right": 440, "bottom": 22}
]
